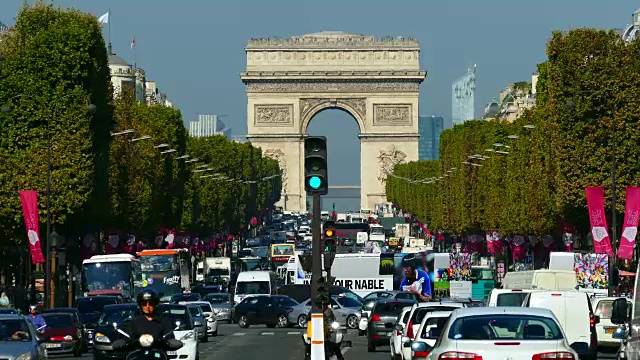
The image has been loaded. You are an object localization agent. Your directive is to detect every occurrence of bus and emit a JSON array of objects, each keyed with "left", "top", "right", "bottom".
[
  {"left": 270, "top": 243, "right": 295, "bottom": 267},
  {"left": 284, "top": 252, "right": 395, "bottom": 297},
  {"left": 368, "top": 224, "right": 386, "bottom": 242},
  {"left": 81, "top": 254, "right": 140, "bottom": 299},
  {"left": 333, "top": 222, "right": 370, "bottom": 242},
  {"left": 137, "top": 249, "right": 191, "bottom": 301}
]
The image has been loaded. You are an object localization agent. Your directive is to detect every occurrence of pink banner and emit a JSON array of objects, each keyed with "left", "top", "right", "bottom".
[
  {"left": 19, "top": 191, "right": 46, "bottom": 264},
  {"left": 585, "top": 187, "right": 614, "bottom": 256},
  {"left": 618, "top": 187, "right": 640, "bottom": 260}
]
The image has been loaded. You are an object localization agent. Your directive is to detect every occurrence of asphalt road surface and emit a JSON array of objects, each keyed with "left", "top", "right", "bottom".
[{"left": 54, "top": 324, "right": 619, "bottom": 360}]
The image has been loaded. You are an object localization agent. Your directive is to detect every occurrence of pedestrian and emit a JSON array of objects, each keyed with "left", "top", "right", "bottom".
[{"left": 0, "top": 292, "right": 10, "bottom": 308}]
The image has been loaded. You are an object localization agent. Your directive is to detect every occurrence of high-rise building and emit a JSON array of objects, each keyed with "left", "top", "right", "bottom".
[
  {"left": 452, "top": 65, "right": 476, "bottom": 125},
  {"left": 418, "top": 116, "right": 444, "bottom": 160},
  {"left": 189, "top": 115, "right": 231, "bottom": 138}
]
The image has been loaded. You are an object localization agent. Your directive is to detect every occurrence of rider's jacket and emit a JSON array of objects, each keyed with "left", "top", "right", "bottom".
[{"left": 128, "top": 314, "right": 175, "bottom": 346}]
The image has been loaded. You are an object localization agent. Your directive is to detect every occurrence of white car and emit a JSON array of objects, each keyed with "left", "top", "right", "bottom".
[
  {"left": 406, "top": 311, "right": 452, "bottom": 360},
  {"left": 410, "top": 307, "right": 579, "bottom": 360},
  {"left": 184, "top": 301, "right": 219, "bottom": 337},
  {"left": 591, "top": 296, "right": 632, "bottom": 348},
  {"left": 400, "top": 302, "right": 465, "bottom": 360},
  {"left": 159, "top": 304, "right": 199, "bottom": 360},
  {"left": 389, "top": 306, "right": 413, "bottom": 360}
]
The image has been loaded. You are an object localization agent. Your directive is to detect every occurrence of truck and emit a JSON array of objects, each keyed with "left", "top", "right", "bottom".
[{"left": 204, "top": 257, "right": 232, "bottom": 285}]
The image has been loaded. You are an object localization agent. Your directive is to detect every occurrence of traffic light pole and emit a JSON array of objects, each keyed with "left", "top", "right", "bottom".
[{"left": 310, "top": 192, "right": 325, "bottom": 360}]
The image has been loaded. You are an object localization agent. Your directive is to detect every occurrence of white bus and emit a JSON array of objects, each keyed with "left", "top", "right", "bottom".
[
  {"left": 284, "top": 253, "right": 395, "bottom": 297},
  {"left": 82, "top": 254, "right": 140, "bottom": 299}
]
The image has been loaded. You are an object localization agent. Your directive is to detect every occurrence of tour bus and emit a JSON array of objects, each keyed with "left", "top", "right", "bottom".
[
  {"left": 82, "top": 254, "right": 140, "bottom": 299},
  {"left": 270, "top": 243, "right": 295, "bottom": 268},
  {"left": 284, "top": 252, "right": 395, "bottom": 297}
]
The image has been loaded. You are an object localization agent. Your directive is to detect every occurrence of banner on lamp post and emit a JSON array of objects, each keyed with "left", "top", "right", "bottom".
[
  {"left": 19, "top": 190, "right": 46, "bottom": 264},
  {"left": 585, "top": 187, "right": 614, "bottom": 256},
  {"left": 618, "top": 187, "right": 640, "bottom": 260}
]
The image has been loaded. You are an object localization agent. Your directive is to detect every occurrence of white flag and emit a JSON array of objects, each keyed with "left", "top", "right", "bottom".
[{"left": 97, "top": 12, "right": 109, "bottom": 25}]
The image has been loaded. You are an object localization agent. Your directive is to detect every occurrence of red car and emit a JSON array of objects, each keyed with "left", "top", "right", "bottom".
[{"left": 41, "top": 313, "right": 83, "bottom": 357}]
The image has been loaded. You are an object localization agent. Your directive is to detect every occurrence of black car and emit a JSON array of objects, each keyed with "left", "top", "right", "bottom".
[
  {"left": 92, "top": 303, "right": 140, "bottom": 360},
  {"left": 366, "top": 299, "right": 416, "bottom": 352},
  {"left": 233, "top": 295, "right": 298, "bottom": 328},
  {"left": 170, "top": 293, "right": 202, "bottom": 304},
  {"left": 76, "top": 296, "right": 121, "bottom": 347},
  {"left": 43, "top": 308, "right": 88, "bottom": 353}
]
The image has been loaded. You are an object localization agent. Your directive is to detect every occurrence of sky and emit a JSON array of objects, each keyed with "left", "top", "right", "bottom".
[{"left": 1, "top": 0, "right": 637, "bottom": 199}]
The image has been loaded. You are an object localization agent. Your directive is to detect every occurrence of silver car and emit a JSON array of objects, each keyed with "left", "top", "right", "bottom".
[
  {"left": 290, "top": 297, "right": 362, "bottom": 329},
  {"left": 205, "top": 293, "right": 233, "bottom": 323},
  {"left": 186, "top": 305, "right": 208, "bottom": 342},
  {"left": 0, "top": 314, "right": 47, "bottom": 360}
]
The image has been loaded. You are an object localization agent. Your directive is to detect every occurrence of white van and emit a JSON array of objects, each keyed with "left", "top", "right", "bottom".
[
  {"left": 522, "top": 290, "right": 598, "bottom": 360},
  {"left": 487, "top": 288, "right": 539, "bottom": 307},
  {"left": 501, "top": 269, "right": 577, "bottom": 290},
  {"left": 233, "top": 271, "right": 278, "bottom": 304}
]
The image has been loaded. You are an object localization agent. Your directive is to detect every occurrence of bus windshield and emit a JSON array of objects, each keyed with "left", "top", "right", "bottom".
[
  {"left": 239, "top": 258, "right": 262, "bottom": 271},
  {"left": 140, "top": 270, "right": 181, "bottom": 298},
  {"left": 272, "top": 245, "right": 294, "bottom": 256},
  {"left": 82, "top": 262, "right": 133, "bottom": 295},
  {"left": 140, "top": 254, "right": 178, "bottom": 272},
  {"left": 370, "top": 227, "right": 385, "bottom": 236}
]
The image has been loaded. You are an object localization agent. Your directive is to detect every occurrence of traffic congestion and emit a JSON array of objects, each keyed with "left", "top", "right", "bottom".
[{"left": 0, "top": 208, "right": 636, "bottom": 360}]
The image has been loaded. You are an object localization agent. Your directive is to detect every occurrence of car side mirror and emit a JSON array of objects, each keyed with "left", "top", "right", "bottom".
[
  {"left": 593, "top": 315, "right": 600, "bottom": 325},
  {"left": 401, "top": 336, "right": 411, "bottom": 347},
  {"left": 394, "top": 324, "right": 403, "bottom": 331},
  {"left": 612, "top": 298, "right": 629, "bottom": 325},
  {"left": 411, "top": 341, "right": 432, "bottom": 355}
]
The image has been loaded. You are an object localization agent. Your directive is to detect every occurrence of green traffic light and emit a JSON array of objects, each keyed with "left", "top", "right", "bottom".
[{"left": 308, "top": 176, "right": 322, "bottom": 189}]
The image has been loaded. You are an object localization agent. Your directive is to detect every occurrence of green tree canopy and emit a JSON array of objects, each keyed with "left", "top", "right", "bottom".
[{"left": 0, "top": 2, "right": 112, "bottom": 243}]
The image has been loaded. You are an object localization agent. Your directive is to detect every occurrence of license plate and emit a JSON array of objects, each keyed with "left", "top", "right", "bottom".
[
  {"left": 167, "top": 351, "right": 177, "bottom": 355},
  {"left": 606, "top": 328, "right": 616, "bottom": 334},
  {"left": 46, "top": 343, "right": 62, "bottom": 349}
]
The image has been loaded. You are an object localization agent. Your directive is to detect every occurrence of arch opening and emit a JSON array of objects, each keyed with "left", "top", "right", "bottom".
[{"left": 306, "top": 108, "right": 361, "bottom": 213}]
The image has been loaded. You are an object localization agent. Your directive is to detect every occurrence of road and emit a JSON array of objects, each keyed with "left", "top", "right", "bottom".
[{"left": 55, "top": 324, "right": 619, "bottom": 360}]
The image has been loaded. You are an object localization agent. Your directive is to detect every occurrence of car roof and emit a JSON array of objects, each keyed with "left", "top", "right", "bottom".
[
  {"left": 450, "top": 306, "right": 555, "bottom": 318},
  {"left": 183, "top": 301, "right": 210, "bottom": 305},
  {"left": 159, "top": 304, "right": 188, "bottom": 309},
  {"left": 44, "top": 307, "right": 78, "bottom": 312},
  {"left": 414, "top": 302, "right": 465, "bottom": 309},
  {"left": 103, "top": 303, "right": 138, "bottom": 310},
  {"left": 0, "top": 314, "right": 26, "bottom": 320},
  {"left": 376, "top": 298, "right": 416, "bottom": 304},
  {"left": 423, "top": 310, "right": 452, "bottom": 318},
  {"left": 42, "top": 312, "right": 73, "bottom": 318}
]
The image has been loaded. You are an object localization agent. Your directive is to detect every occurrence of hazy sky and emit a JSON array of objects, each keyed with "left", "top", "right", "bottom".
[{"left": 1, "top": 0, "right": 637, "bottom": 189}]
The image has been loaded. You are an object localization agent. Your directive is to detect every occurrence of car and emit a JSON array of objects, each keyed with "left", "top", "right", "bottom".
[
  {"left": 591, "top": 296, "right": 632, "bottom": 348},
  {"left": 185, "top": 301, "right": 218, "bottom": 337},
  {"left": 410, "top": 307, "right": 579, "bottom": 360},
  {"left": 204, "top": 293, "right": 232, "bottom": 323},
  {"left": 233, "top": 295, "right": 298, "bottom": 328},
  {"left": 407, "top": 311, "right": 452, "bottom": 360},
  {"left": 171, "top": 293, "right": 202, "bottom": 304},
  {"left": 186, "top": 304, "right": 208, "bottom": 342},
  {"left": 41, "top": 312, "right": 84, "bottom": 357},
  {"left": 76, "top": 296, "right": 120, "bottom": 348},
  {"left": 43, "top": 307, "right": 88, "bottom": 353},
  {"left": 389, "top": 305, "right": 413, "bottom": 360},
  {"left": 0, "top": 314, "right": 47, "bottom": 360},
  {"left": 92, "top": 303, "right": 140, "bottom": 360},
  {"left": 366, "top": 299, "right": 416, "bottom": 352},
  {"left": 158, "top": 304, "right": 198, "bottom": 360}
]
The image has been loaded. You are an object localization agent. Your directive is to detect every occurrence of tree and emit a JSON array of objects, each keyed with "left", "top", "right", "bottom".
[{"left": 0, "top": 2, "right": 112, "bottom": 243}]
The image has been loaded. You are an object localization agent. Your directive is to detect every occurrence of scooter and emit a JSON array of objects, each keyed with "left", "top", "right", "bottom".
[
  {"left": 301, "top": 321, "right": 349, "bottom": 360},
  {"left": 111, "top": 322, "right": 183, "bottom": 360}
]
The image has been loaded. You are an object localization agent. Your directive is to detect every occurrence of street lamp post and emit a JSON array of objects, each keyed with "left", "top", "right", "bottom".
[{"left": 2, "top": 94, "right": 96, "bottom": 308}]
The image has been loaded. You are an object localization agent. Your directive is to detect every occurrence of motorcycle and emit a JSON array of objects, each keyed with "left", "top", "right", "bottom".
[
  {"left": 111, "top": 322, "right": 183, "bottom": 360},
  {"left": 301, "top": 321, "right": 350, "bottom": 360}
]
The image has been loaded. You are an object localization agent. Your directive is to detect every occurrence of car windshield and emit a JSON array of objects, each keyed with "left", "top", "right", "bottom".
[
  {"left": 77, "top": 297, "right": 118, "bottom": 314},
  {"left": 421, "top": 316, "right": 450, "bottom": 338},
  {"left": 98, "top": 307, "right": 139, "bottom": 326},
  {"left": 43, "top": 314, "right": 74, "bottom": 328},
  {"left": 363, "top": 300, "right": 376, "bottom": 311},
  {"left": 375, "top": 302, "right": 410, "bottom": 316},
  {"left": 205, "top": 294, "right": 230, "bottom": 304},
  {"left": 0, "top": 319, "right": 31, "bottom": 342},
  {"left": 236, "top": 281, "right": 270, "bottom": 295},
  {"left": 158, "top": 306, "right": 192, "bottom": 330},
  {"left": 188, "top": 307, "right": 202, "bottom": 317},
  {"left": 497, "top": 293, "right": 527, "bottom": 306},
  {"left": 198, "top": 303, "right": 213, "bottom": 313},
  {"left": 448, "top": 314, "right": 564, "bottom": 340},
  {"left": 336, "top": 297, "right": 362, "bottom": 308},
  {"left": 413, "top": 307, "right": 459, "bottom": 324},
  {"left": 274, "top": 296, "right": 298, "bottom": 307}
]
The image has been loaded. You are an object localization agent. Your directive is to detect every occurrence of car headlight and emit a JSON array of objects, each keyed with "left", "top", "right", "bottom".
[
  {"left": 139, "top": 334, "right": 154, "bottom": 348},
  {"left": 64, "top": 335, "right": 73, "bottom": 342},
  {"left": 95, "top": 333, "right": 110, "bottom": 343},
  {"left": 331, "top": 322, "right": 340, "bottom": 330},
  {"left": 180, "top": 332, "right": 195, "bottom": 341},
  {"left": 15, "top": 352, "right": 31, "bottom": 360}
]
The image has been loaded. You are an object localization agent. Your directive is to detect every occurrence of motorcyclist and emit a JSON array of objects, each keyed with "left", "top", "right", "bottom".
[
  {"left": 25, "top": 305, "right": 46, "bottom": 333},
  {"left": 323, "top": 302, "right": 344, "bottom": 360},
  {"left": 113, "top": 289, "right": 179, "bottom": 351}
]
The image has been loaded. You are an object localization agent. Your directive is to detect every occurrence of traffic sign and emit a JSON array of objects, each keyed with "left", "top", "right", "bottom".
[{"left": 525, "top": 256, "right": 533, "bottom": 264}]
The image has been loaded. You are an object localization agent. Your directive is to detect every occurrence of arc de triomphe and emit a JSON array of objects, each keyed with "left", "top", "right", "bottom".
[{"left": 240, "top": 32, "right": 426, "bottom": 212}]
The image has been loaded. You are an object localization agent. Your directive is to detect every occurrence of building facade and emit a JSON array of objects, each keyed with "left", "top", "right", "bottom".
[
  {"left": 452, "top": 65, "right": 476, "bottom": 125},
  {"left": 418, "top": 115, "right": 444, "bottom": 160},
  {"left": 188, "top": 114, "right": 231, "bottom": 138},
  {"left": 483, "top": 72, "right": 537, "bottom": 122}
]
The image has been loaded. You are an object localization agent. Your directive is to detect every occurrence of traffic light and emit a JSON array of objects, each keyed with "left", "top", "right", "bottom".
[
  {"left": 323, "top": 226, "right": 337, "bottom": 252},
  {"left": 315, "top": 276, "right": 330, "bottom": 305},
  {"left": 304, "top": 136, "right": 328, "bottom": 195}
]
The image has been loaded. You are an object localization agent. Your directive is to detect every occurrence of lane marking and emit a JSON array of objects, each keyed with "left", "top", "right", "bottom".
[
  {"left": 232, "top": 333, "right": 245, "bottom": 336},
  {"left": 288, "top": 331, "right": 300, "bottom": 335},
  {"left": 262, "top": 332, "right": 275, "bottom": 335}
]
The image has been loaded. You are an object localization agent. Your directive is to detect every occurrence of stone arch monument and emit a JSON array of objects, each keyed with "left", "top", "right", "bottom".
[{"left": 241, "top": 32, "right": 426, "bottom": 211}]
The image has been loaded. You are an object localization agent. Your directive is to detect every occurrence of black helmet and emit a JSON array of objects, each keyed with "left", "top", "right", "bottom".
[{"left": 136, "top": 289, "right": 160, "bottom": 306}]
